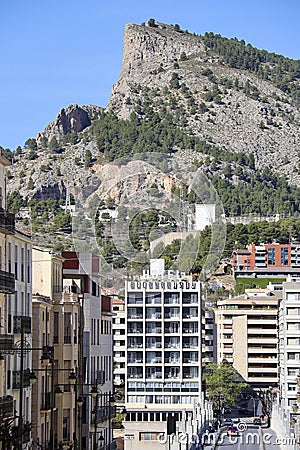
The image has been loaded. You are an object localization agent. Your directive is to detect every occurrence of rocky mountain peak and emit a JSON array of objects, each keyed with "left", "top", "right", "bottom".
[{"left": 36, "top": 104, "right": 103, "bottom": 144}]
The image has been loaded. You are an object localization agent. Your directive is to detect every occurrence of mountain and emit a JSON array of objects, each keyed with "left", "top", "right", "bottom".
[{"left": 4, "top": 19, "right": 300, "bottom": 256}]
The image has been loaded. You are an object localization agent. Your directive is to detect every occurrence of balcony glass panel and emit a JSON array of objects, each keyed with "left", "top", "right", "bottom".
[
  {"left": 183, "top": 337, "right": 198, "bottom": 348},
  {"left": 165, "top": 367, "right": 180, "bottom": 379},
  {"left": 128, "top": 324, "right": 143, "bottom": 334},
  {"left": 146, "top": 308, "right": 162, "bottom": 319},
  {"left": 182, "top": 293, "right": 198, "bottom": 304},
  {"left": 183, "top": 307, "right": 198, "bottom": 318},
  {"left": 146, "top": 337, "right": 162, "bottom": 349},
  {"left": 146, "top": 351, "right": 162, "bottom": 363},
  {"left": 146, "top": 293, "right": 161, "bottom": 305},
  {"left": 128, "top": 307, "right": 143, "bottom": 319},
  {"left": 164, "top": 307, "right": 180, "bottom": 319},
  {"left": 164, "top": 351, "right": 180, "bottom": 364},
  {"left": 128, "top": 293, "right": 143, "bottom": 304},
  {"left": 146, "top": 368, "right": 162, "bottom": 379},
  {"left": 146, "top": 322, "right": 161, "bottom": 334},
  {"left": 165, "top": 338, "right": 180, "bottom": 349},
  {"left": 128, "top": 338, "right": 143, "bottom": 348},
  {"left": 183, "top": 352, "right": 199, "bottom": 363},
  {"left": 164, "top": 323, "right": 180, "bottom": 334},
  {"left": 128, "top": 352, "right": 143, "bottom": 363},
  {"left": 128, "top": 368, "right": 143, "bottom": 378},
  {"left": 183, "top": 325, "right": 198, "bottom": 334},
  {"left": 164, "top": 293, "right": 179, "bottom": 304}
]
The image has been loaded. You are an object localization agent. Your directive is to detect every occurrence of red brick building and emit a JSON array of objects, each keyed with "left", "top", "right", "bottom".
[{"left": 232, "top": 242, "right": 300, "bottom": 277}]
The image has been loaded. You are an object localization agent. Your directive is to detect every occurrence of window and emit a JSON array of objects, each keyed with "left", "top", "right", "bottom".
[
  {"left": 281, "top": 247, "right": 289, "bottom": 265},
  {"left": 54, "top": 312, "right": 59, "bottom": 343},
  {"left": 287, "top": 338, "right": 300, "bottom": 346},
  {"left": 267, "top": 248, "right": 275, "bottom": 265},
  {"left": 63, "top": 410, "right": 70, "bottom": 440},
  {"left": 64, "top": 312, "right": 72, "bottom": 344},
  {"left": 140, "top": 432, "right": 163, "bottom": 441},
  {"left": 287, "top": 308, "right": 300, "bottom": 315}
]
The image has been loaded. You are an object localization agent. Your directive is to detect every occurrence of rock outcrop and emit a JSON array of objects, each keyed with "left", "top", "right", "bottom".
[{"left": 36, "top": 104, "right": 103, "bottom": 144}]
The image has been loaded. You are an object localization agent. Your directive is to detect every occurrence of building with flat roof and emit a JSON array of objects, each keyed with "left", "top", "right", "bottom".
[
  {"left": 278, "top": 279, "right": 300, "bottom": 433},
  {"left": 123, "top": 260, "right": 212, "bottom": 449},
  {"left": 232, "top": 242, "right": 300, "bottom": 278},
  {"left": 215, "top": 288, "right": 280, "bottom": 388},
  {"left": 112, "top": 297, "right": 126, "bottom": 387}
]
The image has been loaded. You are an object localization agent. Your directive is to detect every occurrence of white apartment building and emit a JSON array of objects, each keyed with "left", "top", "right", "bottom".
[
  {"left": 124, "top": 259, "right": 210, "bottom": 450},
  {"left": 215, "top": 288, "right": 280, "bottom": 388},
  {"left": 112, "top": 297, "right": 126, "bottom": 387},
  {"left": 0, "top": 151, "right": 33, "bottom": 447},
  {"left": 204, "top": 309, "right": 217, "bottom": 364},
  {"left": 279, "top": 279, "right": 300, "bottom": 431}
]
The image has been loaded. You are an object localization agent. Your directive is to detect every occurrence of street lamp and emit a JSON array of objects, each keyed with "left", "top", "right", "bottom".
[
  {"left": 90, "top": 384, "right": 115, "bottom": 450},
  {"left": 30, "top": 353, "right": 80, "bottom": 450}
]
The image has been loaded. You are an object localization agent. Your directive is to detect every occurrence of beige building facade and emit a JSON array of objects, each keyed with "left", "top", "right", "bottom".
[{"left": 215, "top": 288, "right": 280, "bottom": 388}]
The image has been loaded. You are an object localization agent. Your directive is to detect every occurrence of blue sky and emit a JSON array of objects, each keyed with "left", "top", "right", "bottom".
[{"left": 1, "top": 0, "right": 299, "bottom": 150}]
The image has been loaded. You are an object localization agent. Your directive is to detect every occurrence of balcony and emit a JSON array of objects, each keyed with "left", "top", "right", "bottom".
[
  {"left": 146, "top": 328, "right": 162, "bottom": 334},
  {"left": 0, "top": 395, "right": 14, "bottom": 419},
  {"left": 0, "top": 334, "right": 14, "bottom": 353},
  {"left": 0, "top": 270, "right": 15, "bottom": 294},
  {"left": 146, "top": 358, "right": 162, "bottom": 364},
  {"left": 92, "top": 405, "right": 109, "bottom": 424},
  {"left": 13, "top": 369, "right": 31, "bottom": 389},
  {"left": 128, "top": 328, "right": 143, "bottom": 334},
  {"left": 13, "top": 316, "right": 31, "bottom": 334},
  {"left": 0, "top": 208, "right": 15, "bottom": 234},
  {"left": 183, "top": 327, "right": 198, "bottom": 334}
]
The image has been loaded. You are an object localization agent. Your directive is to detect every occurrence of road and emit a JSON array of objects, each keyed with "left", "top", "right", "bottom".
[{"left": 214, "top": 424, "right": 282, "bottom": 449}]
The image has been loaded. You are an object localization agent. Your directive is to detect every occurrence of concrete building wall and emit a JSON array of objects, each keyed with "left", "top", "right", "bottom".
[
  {"left": 232, "top": 315, "right": 248, "bottom": 380},
  {"left": 215, "top": 289, "right": 280, "bottom": 388}
]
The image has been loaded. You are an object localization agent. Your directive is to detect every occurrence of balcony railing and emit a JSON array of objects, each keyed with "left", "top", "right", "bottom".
[
  {"left": 13, "top": 315, "right": 31, "bottom": 334},
  {"left": 0, "top": 395, "right": 14, "bottom": 419},
  {"left": 12, "top": 369, "right": 31, "bottom": 389},
  {"left": 93, "top": 405, "right": 116, "bottom": 424},
  {"left": 0, "top": 270, "right": 15, "bottom": 294},
  {"left": 0, "top": 334, "right": 14, "bottom": 353},
  {"left": 0, "top": 208, "right": 15, "bottom": 234}
]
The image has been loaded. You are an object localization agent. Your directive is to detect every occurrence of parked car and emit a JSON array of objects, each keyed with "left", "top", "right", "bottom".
[
  {"left": 223, "top": 418, "right": 233, "bottom": 426},
  {"left": 227, "top": 426, "right": 239, "bottom": 436},
  {"left": 239, "top": 408, "right": 252, "bottom": 416},
  {"left": 253, "top": 417, "right": 262, "bottom": 425}
]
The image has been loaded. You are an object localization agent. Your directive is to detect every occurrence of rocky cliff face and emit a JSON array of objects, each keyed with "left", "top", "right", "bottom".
[
  {"left": 36, "top": 104, "right": 103, "bottom": 144},
  {"left": 6, "top": 21, "right": 300, "bottom": 210},
  {"left": 107, "top": 22, "right": 300, "bottom": 183}
]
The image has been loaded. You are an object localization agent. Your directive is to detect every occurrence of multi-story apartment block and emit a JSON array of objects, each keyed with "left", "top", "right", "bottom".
[
  {"left": 0, "top": 151, "right": 33, "bottom": 448},
  {"left": 32, "top": 246, "right": 80, "bottom": 449},
  {"left": 232, "top": 242, "right": 300, "bottom": 278},
  {"left": 0, "top": 152, "right": 15, "bottom": 424},
  {"left": 124, "top": 259, "right": 209, "bottom": 449},
  {"left": 203, "top": 309, "right": 217, "bottom": 364},
  {"left": 62, "top": 251, "right": 114, "bottom": 450},
  {"left": 278, "top": 279, "right": 300, "bottom": 431},
  {"left": 215, "top": 288, "right": 280, "bottom": 388},
  {"left": 112, "top": 297, "right": 126, "bottom": 387}
]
